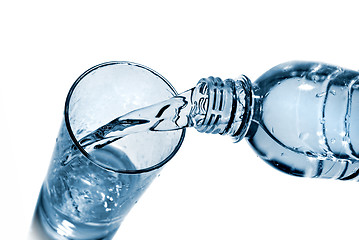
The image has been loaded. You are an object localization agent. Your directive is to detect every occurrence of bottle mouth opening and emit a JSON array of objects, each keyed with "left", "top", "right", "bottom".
[{"left": 193, "top": 75, "right": 253, "bottom": 141}]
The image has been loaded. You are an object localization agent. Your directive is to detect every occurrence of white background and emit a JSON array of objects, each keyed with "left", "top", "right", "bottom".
[{"left": 1, "top": 1, "right": 359, "bottom": 239}]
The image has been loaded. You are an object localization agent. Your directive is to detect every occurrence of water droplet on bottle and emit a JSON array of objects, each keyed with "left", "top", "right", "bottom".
[
  {"left": 312, "top": 74, "right": 320, "bottom": 82},
  {"left": 290, "top": 71, "right": 298, "bottom": 77},
  {"left": 315, "top": 92, "right": 325, "bottom": 97},
  {"left": 298, "top": 132, "right": 309, "bottom": 140},
  {"left": 330, "top": 138, "right": 336, "bottom": 144},
  {"left": 330, "top": 90, "right": 336, "bottom": 95}
]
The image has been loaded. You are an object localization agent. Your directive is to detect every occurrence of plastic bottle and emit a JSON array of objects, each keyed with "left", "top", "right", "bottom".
[{"left": 191, "top": 61, "right": 359, "bottom": 180}]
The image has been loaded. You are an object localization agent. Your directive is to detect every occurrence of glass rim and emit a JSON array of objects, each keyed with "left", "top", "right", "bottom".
[{"left": 64, "top": 61, "right": 185, "bottom": 174}]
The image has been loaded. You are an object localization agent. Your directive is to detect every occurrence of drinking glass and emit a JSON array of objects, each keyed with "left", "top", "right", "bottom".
[{"left": 32, "top": 61, "right": 185, "bottom": 240}]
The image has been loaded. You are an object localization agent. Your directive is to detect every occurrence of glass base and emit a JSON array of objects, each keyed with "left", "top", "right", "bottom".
[{"left": 29, "top": 193, "right": 119, "bottom": 240}]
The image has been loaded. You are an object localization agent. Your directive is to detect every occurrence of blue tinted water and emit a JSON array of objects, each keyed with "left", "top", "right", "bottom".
[
  {"left": 37, "top": 89, "right": 193, "bottom": 239},
  {"left": 38, "top": 124, "right": 159, "bottom": 239},
  {"left": 73, "top": 89, "right": 193, "bottom": 156}
]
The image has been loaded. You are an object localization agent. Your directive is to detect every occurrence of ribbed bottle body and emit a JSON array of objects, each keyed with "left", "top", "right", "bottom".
[{"left": 246, "top": 61, "right": 359, "bottom": 180}]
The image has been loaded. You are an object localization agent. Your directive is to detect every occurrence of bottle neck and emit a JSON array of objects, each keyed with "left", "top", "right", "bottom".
[{"left": 189, "top": 75, "right": 253, "bottom": 142}]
